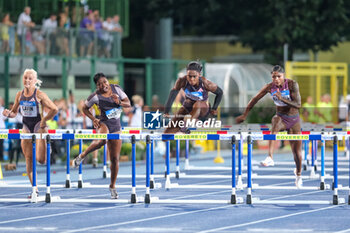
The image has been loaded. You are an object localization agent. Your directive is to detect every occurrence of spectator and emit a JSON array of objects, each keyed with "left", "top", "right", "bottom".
[
  {"left": 63, "top": 6, "right": 71, "bottom": 28},
  {"left": 42, "top": 13, "right": 57, "bottom": 54},
  {"left": 317, "top": 94, "right": 334, "bottom": 123},
  {"left": 31, "top": 27, "right": 46, "bottom": 54},
  {"left": 17, "top": 6, "right": 35, "bottom": 54},
  {"left": 112, "top": 15, "right": 123, "bottom": 33},
  {"left": 0, "top": 97, "right": 6, "bottom": 160},
  {"left": 302, "top": 96, "right": 317, "bottom": 123},
  {"left": 67, "top": 90, "right": 78, "bottom": 129},
  {"left": 79, "top": 11, "right": 95, "bottom": 57},
  {"left": 56, "top": 98, "right": 68, "bottom": 129},
  {"left": 1, "top": 13, "right": 14, "bottom": 53},
  {"left": 129, "top": 95, "right": 144, "bottom": 127},
  {"left": 151, "top": 94, "right": 164, "bottom": 112},
  {"left": 44, "top": 105, "right": 60, "bottom": 164},
  {"left": 102, "top": 17, "right": 114, "bottom": 57},
  {"left": 93, "top": 10, "right": 106, "bottom": 57},
  {"left": 56, "top": 12, "right": 70, "bottom": 56}
]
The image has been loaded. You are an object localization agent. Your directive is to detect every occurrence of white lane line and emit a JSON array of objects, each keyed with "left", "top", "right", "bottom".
[
  {"left": 335, "top": 228, "right": 350, "bottom": 233},
  {"left": 0, "top": 226, "right": 58, "bottom": 231},
  {"left": 198, "top": 205, "right": 344, "bottom": 233},
  {"left": 0, "top": 203, "right": 135, "bottom": 225},
  {"left": 61, "top": 205, "right": 234, "bottom": 233}
]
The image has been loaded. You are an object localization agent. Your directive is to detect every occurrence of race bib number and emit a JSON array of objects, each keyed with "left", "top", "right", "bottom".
[
  {"left": 105, "top": 108, "right": 122, "bottom": 119},
  {"left": 20, "top": 101, "right": 37, "bottom": 117},
  {"left": 271, "top": 89, "right": 290, "bottom": 106}
]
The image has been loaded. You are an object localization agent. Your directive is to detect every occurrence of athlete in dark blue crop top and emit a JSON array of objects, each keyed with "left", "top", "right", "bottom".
[
  {"left": 72, "top": 73, "right": 131, "bottom": 199},
  {"left": 164, "top": 61, "right": 223, "bottom": 133},
  {"left": 2, "top": 69, "right": 58, "bottom": 196}
]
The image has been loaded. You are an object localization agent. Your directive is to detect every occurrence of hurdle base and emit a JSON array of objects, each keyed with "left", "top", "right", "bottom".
[
  {"left": 320, "top": 182, "right": 325, "bottom": 190},
  {"left": 145, "top": 194, "right": 151, "bottom": 204},
  {"left": 246, "top": 194, "right": 252, "bottom": 204},
  {"left": 150, "top": 180, "right": 154, "bottom": 189},
  {"left": 333, "top": 195, "right": 338, "bottom": 205},
  {"left": 303, "top": 164, "right": 307, "bottom": 171},
  {"left": 103, "top": 171, "right": 107, "bottom": 179},
  {"left": 231, "top": 194, "right": 236, "bottom": 204},
  {"left": 176, "top": 171, "right": 180, "bottom": 179},
  {"left": 45, "top": 193, "right": 51, "bottom": 203},
  {"left": 131, "top": 193, "right": 137, "bottom": 203},
  {"left": 78, "top": 180, "right": 83, "bottom": 189},
  {"left": 65, "top": 180, "right": 71, "bottom": 188},
  {"left": 348, "top": 195, "right": 350, "bottom": 205}
]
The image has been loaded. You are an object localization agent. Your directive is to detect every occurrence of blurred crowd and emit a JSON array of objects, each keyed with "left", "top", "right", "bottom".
[
  {"left": 0, "top": 6, "right": 123, "bottom": 57},
  {"left": 301, "top": 94, "right": 350, "bottom": 124}
]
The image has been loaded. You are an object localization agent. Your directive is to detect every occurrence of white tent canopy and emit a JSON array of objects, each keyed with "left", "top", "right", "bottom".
[{"left": 205, "top": 63, "right": 273, "bottom": 110}]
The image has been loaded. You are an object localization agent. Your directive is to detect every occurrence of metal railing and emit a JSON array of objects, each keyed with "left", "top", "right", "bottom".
[{"left": 0, "top": 24, "right": 122, "bottom": 58}]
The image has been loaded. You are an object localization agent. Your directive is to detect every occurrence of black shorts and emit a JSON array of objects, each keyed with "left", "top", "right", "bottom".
[
  {"left": 182, "top": 98, "right": 210, "bottom": 120},
  {"left": 101, "top": 119, "right": 121, "bottom": 133}
]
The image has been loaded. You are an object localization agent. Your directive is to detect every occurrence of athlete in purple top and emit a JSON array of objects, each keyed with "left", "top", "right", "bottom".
[
  {"left": 164, "top": 61, "right": 223, "bottom": 133},
  {"left": 236, "top": 65, "right": 303, "bottom": 188},
  {"left": 73, "top": 73, "right": 131, "bottom": 198},
  {"left": 2, "top": 69, "right": 58, "bottom": 196}
]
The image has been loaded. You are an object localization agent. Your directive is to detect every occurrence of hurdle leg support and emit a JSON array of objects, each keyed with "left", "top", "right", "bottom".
[
  {"left": 246, "top": 188, "right": 252, "bottom": 204},
  {"left": 231, "top": 188, "right": 236, "bottom": 204},
  {"left": 65, "top": 174, "right": 71, "bottom": 188}
]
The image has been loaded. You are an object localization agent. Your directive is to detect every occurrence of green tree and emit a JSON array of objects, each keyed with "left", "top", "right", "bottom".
[
  {"left": 127, "top": 0, "right": 349, "bottom": 62},
  {"left": 239, "top": 0, "right": 349, "bottom": 63}
]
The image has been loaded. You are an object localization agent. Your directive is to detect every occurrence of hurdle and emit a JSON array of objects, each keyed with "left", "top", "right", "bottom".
[
  {"left": 0, "top": 133, "right": 59, "bottom": 203},
  {"left": 0, "top": 132, "right": 143, "bottom": 204},
  {"left": 145, "top": 134, "right": 244, "bottom": 204},
  {"left": 245, "top": 134, "right": 347, "bottom": 205},
  {"left": 0, "top": 130, "right": 348, "bottom": 205}
]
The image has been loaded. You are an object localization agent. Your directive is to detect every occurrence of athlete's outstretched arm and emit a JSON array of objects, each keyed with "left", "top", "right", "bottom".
[
  {"left": 2, "top": 91, "right": 21, "bottom": 118},
  {"left": 164, "top": 77, "right": 186, "bottom": 115},
  {"left": 274, "top": 81, "right": 301, "bottom": 109},
  {"left": 236, "top": 84, "right": 269, "bottom": 123}
]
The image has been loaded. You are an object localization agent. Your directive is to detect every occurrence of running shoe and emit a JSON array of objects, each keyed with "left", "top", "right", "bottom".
[
  {"left": 260, "top": 156, "right": 274, "bottom": 167},
  {"left": 27, "top": 191, "right": 39, "bottom": 199},
  {"left": 73, "top": 154, "right": 85, "bottom": 168},
  {"left": 109, "top": 188, "right": 119, "bottom": 199},
  {"left": 295, "top": 176, "right": 303, "bottom": 189}
]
